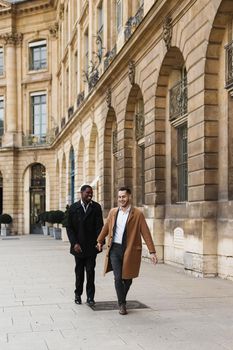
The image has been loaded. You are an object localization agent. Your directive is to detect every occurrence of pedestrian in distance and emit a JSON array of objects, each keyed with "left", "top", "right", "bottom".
[
  {"left": 67, "top": 184, "right": 103, "bottom": 306},
  {"left": 97, "top": 186, "right": 158, "bottom": 315}
]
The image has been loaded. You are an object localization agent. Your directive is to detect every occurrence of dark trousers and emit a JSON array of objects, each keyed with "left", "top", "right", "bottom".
[
  {"left": 74, "top": 255, "right": 96, "bottom": 300},
  {"left": 109, "top": 243, "right": 132, "bottom": 306}
]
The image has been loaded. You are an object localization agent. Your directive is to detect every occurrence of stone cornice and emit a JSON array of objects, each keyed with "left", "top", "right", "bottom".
[{"left": 0, "top": 1, "right": 52, "bottom": 17}]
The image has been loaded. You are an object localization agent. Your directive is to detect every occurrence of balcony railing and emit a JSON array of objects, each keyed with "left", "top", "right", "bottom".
[
  {"left": 124, "top": 4, "right": 144, "bottom": 42},
  {"left": 61, "top": 116, "right": 66, "bottom": 129},
  {"left": 77, "top": 91, "right": 84, "bottom": 108},
  {"left": 104, "top": 45, "right": 116, "bottom": 71},
  {"left": 225, "top": 40, "right": 233, "bottom": 89},
  {"left": 169, "top": 78, "right": 188, "bottom": 121},
  {"left": 22, "top": 131, "right": 55, "bottom": 147},
  {"left": 68, "top": 106, "right": 74, "bottom": 119}
]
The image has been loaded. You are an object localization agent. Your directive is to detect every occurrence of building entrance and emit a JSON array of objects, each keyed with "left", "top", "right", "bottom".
[{"left": 30, "top": 164, "right": 46, "bottom": 234}]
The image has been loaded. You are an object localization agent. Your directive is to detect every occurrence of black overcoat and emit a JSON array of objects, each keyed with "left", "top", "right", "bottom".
[{"left": 66, "top": 200, "right": 103, "bottom": 257}]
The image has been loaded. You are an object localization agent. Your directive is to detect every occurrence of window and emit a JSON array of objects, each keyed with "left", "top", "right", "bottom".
[
  {"left": 31, "top": 93, "right": 47, "bottom": 138},
  {"left": 84, "top": 30, "right": 89, "bottom": 74},
  {"left": 177, "top": 124, "right": 188, "bottom": 202},
  {"left": 0, "top": 48, "right": 4, "bottom": 76},
  {"left": 116, "top": 0, "right": 123, "bottom": 33},
  {"left": 69, "top": 148, "right": 75, "bottom": 204},
  {"left": 0, "top": 97, "right": 4, "bottom": 137},
  {"left": 97, "top": 1, "right": 103, "bottom": 59},
  {"left": 29, "top": 40, "right": 47, "bottom": 71}
]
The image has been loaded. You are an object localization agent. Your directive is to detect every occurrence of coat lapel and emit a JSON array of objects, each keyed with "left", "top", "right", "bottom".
[{"left": 126, "top": 207, "right": 134, "bottom": 225}]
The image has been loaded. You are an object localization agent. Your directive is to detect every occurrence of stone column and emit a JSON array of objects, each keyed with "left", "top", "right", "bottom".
[{"left": 1, "top": 32, "right": 22, "bottom": 147}]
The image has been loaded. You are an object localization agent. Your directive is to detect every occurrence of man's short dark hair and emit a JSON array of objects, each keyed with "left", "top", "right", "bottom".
[
  {"left": 118, "top": 187, "right": 131, "bottom": 194},
  {"left": 80, "top": 184, "right": 93, "bottom": 192}
]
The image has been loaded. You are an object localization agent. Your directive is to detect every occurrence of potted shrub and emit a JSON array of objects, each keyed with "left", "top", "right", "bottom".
[
  {"left": 0, "top": 213, "right": 13, "bottom": 236},
  {"left": 48, "top": 210, "right": 65, "bottom": 239},
  {"left": 61, "top": 204, "right": 69, "bottom": 242},
  {"left": 38, "top": 211, "right": 50, "bottom": 235}
]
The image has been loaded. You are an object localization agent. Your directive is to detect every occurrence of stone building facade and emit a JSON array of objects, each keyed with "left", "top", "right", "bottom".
[{"left": 0, "top": 0, "right": 233, "bottom": 280}]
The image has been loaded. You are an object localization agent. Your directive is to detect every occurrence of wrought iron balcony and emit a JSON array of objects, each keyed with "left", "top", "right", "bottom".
[
  {"left": 124, "top": 4, "right": 144, "bottom": 42},
  {"left": 104, "top": 45, "right": 116, "bottom": 71},
  {"left": 68, "top": 105, "right": 74, "bottom": 119},
  {"left": 61, "top": 116, "right": 66, "bottom": 129},
  {"left": 169, "top": 78, "right": 188, "bottom": 121},
  {"left": 22, "top": 131, "right": 55, "bottom": 147},
  {"left": 77, "top": 91, "right": 84, "bottom": 108},
  {"left": 88, "top": 69, "right": 99, "bottom": 91},
  {"left": 225, "top": 40, "right": 233, "bottom": 89}
]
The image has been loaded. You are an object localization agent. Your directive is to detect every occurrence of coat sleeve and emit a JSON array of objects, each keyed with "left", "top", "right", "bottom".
[
  {"left": 139, "top": 212, "right": 156, "bottom": 253},
  {"left": 95, "top": 203, "right": 104, "bottom": 236},
  {"left": 66, "top": 207, "right": 78, "bottom": 246},
  {"left": 97, "top": 209, "right": 113, "bottom": 244}
]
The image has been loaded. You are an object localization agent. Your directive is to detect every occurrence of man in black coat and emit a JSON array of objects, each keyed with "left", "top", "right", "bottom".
[{"left": 66, "top": 185, "right": 103, "bottom": 306}]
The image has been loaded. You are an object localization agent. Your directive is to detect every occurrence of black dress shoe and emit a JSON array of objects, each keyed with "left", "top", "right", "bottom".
[
  {"left": 75, "top": 295, "right": 82, "bottom": 304},
  {"left": 86, "top": 298, "right": 95, "bottom": 306},
  {"left": 119, "top": 304, "right": 127, "bottom": 315}
]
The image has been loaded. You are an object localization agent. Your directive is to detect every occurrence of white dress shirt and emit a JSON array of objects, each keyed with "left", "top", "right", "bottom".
[
  {"left": 81, "top": 200, "right": 91, "bottom": 213},
  {"left": 113, "top": 206, "right": 131, "bottom": 244}
]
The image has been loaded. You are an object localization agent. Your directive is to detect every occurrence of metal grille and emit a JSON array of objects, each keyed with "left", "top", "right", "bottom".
[
  {"left": 225, "top": 40, "right": 233, "bottom": 88},
  {"left": 169, "top": 77, "right": 187, "bottom": 121},
  {"left": 88, "top": 300, "right": 149, "bottom": 311}
]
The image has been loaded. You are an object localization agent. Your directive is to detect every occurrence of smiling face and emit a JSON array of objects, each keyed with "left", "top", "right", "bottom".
[
  {"left": 81, "top": 187, "right": 93, "bottom": 204},
  {"left": 118, "top": 190, "right": 131, "bottom": 209}
]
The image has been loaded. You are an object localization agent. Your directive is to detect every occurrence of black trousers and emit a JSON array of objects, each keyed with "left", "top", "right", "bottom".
[
  {"left": 109, "top": 243, "right": 132, "bottom": 306},
  {"left": 74, "top": 255, "right": 96, "bottom": 300}
]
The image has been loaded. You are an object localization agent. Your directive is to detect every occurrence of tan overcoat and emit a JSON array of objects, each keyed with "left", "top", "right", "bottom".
[{"left": 97, "top": 207, "right": 156, "bottom": 279}]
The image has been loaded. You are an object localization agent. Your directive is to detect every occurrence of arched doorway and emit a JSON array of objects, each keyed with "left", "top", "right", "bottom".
[{"left": 30, "top": 163, "right": 46, "bottom": 234}]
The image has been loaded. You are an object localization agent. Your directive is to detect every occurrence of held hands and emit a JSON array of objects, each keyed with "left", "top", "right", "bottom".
[
  {"left": 150, "top": 253, "right": 158, "bottom": 265},
  {"left": 74, "top": 243, "right": 82, "bottom": 253},
  {"left": 96, "top": 242, "right": 103, "bottom": 252}
]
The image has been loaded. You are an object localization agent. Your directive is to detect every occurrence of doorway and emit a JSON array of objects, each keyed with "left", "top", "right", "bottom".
[{"left": 30, "top": 164, "right": 46, "bottom": 234}]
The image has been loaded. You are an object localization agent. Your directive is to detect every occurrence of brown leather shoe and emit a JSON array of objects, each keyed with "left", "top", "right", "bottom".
[{"left": 119, "top": 304, "right": 127, "bottom": 315}]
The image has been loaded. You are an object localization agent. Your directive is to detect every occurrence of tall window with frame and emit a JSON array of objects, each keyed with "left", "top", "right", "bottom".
[
  {"left": 0, "top": 97, "right": 4, "bottom": 138},
  {"left": 135, "top": 95, "right": 145, "bottom": 206},
  {"left": 69, "top": 147, "right": 75, "bottom": 204},
  {"left": 177, "top": 124, "right": 188, "bottom": 202},
  {"left": 31, "top": 93, "right": 47, "bottom": 140},
  {"left": 97, "top": 1, "right": 103, "bottom": 60},
  {"left": 29, "top": 40, "right": 47, "bottom": 71},
  {"left": 116, "top": 0, "right": 123, "bottom": 33},
  {"left": 0, "top": 48, "right": 4, "bottom": 76},
  {"left": 84, "top": 29, "right": 89, "bottom": 76},
  {"left": 169, "top": 66, "right": 188, "bottom": 202}
]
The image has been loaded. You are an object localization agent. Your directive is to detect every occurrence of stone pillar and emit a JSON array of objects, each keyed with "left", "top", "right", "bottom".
[{"left": 1, "top": 32, "right": 22, "bottom": 147}]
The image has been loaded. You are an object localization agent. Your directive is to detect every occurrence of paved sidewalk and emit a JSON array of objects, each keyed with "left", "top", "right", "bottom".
[{"left": 0, "top": 235, "right": 233, "bottom": 350}]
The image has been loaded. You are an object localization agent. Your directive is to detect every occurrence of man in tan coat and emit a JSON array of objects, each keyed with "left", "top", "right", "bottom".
[{"left": 97, "top": 187, "right": 157, "bottom": 315}]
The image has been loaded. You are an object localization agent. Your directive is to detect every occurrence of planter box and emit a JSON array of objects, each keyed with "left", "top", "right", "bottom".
[
  {"left": 42, "top": 225, "right": 49, "bottom": 236},
  {"left": 49, "top": 226, "right": 54, "bottom": 237},
  {"left": 1, "top": 226, "right": 11, "bottom": 236},
  {"left": 61, "top": 227, "right": 69, "bottom": 242},
  {"left": 53, "top": 227, "right": 61, "bottom": 240}
]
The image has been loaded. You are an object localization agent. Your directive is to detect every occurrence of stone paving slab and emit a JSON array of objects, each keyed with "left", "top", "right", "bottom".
[{"left": 0, "top": 235, "right": 233, "bottom": 350}]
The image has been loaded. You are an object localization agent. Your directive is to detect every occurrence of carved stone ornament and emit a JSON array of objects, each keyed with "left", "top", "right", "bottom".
[
  {"left": 128, "top": 60, "right": 135, "bottom": 85},
  {"left": 163, "top": 16, "right": 172, "bottom": 49},
  {"left": 49, "top": 22, "right": 59, "bottom": 38},
  {"left": 0, "top": 31, "right": 23, "bottom": 46},
  {"left": 106, "top": 88, "right": 112, "bottom": 108},
  {"left": 59, "top": 3, "right": 64, "bottom": 20}
]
